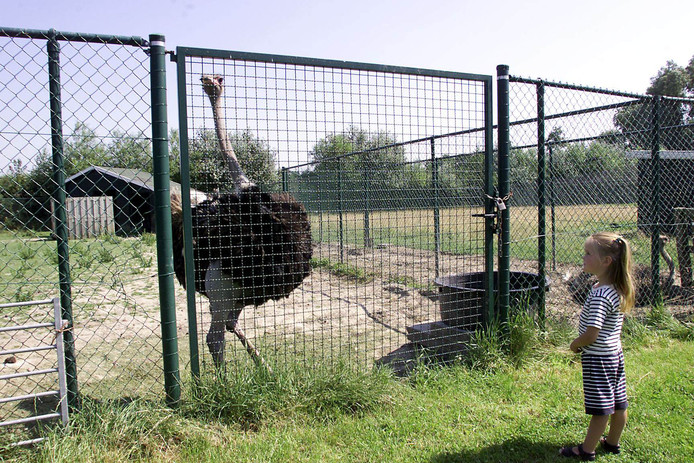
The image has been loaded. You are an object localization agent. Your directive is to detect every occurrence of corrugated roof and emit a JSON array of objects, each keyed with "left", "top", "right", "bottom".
[{"left": 66, "top": 166, "right": 208, "bottom": 201}]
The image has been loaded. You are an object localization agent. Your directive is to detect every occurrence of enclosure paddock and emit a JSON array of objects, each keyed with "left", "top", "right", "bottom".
[{"left": 1, "top": 27, "right": 693, "bottom": 435}]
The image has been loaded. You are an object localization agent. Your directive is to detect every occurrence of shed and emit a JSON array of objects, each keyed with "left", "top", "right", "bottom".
[
  {"left": 627, "top": 151, "right": 694, "bottom": 234},
  {"left": 66, "top": 166, "right": 206, "bottom": 236}
]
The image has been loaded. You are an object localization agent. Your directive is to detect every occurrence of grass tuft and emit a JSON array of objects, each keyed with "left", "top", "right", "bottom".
[{"left": 181, "top": 359, "right": 395, "bottom": 428}]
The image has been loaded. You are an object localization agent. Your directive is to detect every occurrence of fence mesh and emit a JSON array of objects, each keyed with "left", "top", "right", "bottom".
[
  {"left": 1, "top": 30, "right": 164, "bottom": 442},
  {"left": 508, "top": 77, "right": 694, "bottom": 321},
  {"left": 178, "top": 50, "right": 492, "bottom": 372}
]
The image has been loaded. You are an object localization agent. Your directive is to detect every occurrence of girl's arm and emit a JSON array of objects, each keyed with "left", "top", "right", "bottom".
[{"left": 570, "top": 327, "right": 600, "bottom": 353}]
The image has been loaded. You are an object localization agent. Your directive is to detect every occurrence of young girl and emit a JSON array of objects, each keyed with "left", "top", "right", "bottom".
[{"left": 560, "top": 232, "right": 635, "bottom": 461}]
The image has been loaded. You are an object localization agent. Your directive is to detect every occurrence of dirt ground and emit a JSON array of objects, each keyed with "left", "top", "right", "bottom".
[{"left": 3, "top": 239, "right": 693, "bottom": 407}]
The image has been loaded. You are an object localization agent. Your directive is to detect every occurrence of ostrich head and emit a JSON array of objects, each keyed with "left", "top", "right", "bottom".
[{"left": 201, "top": 75, "right": 224, "bottom": 103}]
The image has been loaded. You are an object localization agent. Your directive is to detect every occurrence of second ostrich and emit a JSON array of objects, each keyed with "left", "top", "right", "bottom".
[
  {"left": 565, "top": 234, "right": 675, "bottom": 307},
  {"left": 171, "top": 75, "right": 312, "bottom": 367}
]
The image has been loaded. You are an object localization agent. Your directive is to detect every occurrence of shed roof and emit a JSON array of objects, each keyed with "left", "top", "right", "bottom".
[{"left": 66, "top": 166, "right": 208, "bottom": 202}]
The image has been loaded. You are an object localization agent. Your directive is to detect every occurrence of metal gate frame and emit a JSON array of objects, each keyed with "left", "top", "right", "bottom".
[
  {"left": 0, "top": 298, "right": 69, "bottom": 446},
  {"left": 173, "top": 46, "right": 496, "bottom": 377}
]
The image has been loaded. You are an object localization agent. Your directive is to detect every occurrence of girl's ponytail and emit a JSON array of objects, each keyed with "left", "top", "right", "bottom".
[
  {"left": 612, "top": 237, "right": 635, "bottom": 312},
  {"left": 590, "top": 232, "right": 635, "bottom": 312}
]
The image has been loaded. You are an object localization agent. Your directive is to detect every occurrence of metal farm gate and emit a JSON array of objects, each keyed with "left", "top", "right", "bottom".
[
  {"left": 173, "top": 47, "right": 496, "bottom": 374},
  {"left": 0, "top": 27, "right": 181, "bottom": 424}
]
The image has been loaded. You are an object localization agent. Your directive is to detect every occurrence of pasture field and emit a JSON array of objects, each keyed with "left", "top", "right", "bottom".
[
  {"left": 312, "top": 203, "right": 652, "bottom": 266},
  {"left": 2, "top": 202, "right": 691, "bottom": 454},
  {"left": 2, "top": 316, "right": 693, "bottom": 463}
]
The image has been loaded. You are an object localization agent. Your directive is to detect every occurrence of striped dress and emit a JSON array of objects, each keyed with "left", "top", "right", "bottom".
[{"left": 578, "top": 284, "right": 628, "bottom": 415}]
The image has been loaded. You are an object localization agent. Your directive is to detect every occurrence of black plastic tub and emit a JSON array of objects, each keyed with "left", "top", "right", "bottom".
[{"left": 434, "top": 271, "right": 550, "bottom": 329}]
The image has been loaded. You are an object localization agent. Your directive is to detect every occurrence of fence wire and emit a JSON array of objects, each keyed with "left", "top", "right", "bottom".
[
  {"left": 508, "top": 76, "right": 694, "bottom": 320},
  {"left": 1, "top": 30, "right": 165, "bottom": 441},
  {"left": 177, "top": 49, "right": 492, "bottom": 373}
]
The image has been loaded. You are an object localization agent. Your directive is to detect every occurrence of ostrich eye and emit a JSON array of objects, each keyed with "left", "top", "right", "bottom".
[{"left": 216, "top": 76, "right": 223, "bottom": 85}]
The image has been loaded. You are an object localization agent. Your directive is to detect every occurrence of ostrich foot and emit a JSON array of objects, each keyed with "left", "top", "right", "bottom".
[
  {"left": 206, "top": 330, "right": 225, "bottom": 368},
  {"left": 232, "top": 326, "right": 273, "bottom": 374}
]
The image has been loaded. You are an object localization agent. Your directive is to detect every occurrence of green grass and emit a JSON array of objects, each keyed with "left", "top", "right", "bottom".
[
  {"left": 4, "top": 316, "right": 692, "bottom": 463},
  {"left": 310, "top": 257, "right": 375, "bottom": 282},
  {"left": 0, "top": 232, "right": 158, "bottom": 303},
  {"left": 311, "top": 203, "right": 660, "bottom": 267}
]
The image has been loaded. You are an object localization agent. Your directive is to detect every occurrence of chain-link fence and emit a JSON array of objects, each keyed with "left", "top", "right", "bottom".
[
  {"left": 1, "top": 29, "right": 169, "bottom": 440},
  {"left": 506, "top": 75, "right": 694, "bottom": 322},
  {"left": 175, "top": 48, "right": 494, "bottom": 373}
]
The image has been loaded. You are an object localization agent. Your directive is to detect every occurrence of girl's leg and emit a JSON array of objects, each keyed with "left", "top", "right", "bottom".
[
  {"left": 606, "top": 409, "right": 627, "bottom": 445},
  {"left": 583, "top": 415, "right": 610, "bottom": 452}
]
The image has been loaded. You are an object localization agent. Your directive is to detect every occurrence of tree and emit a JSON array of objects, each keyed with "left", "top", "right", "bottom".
[
  {"left": 171, "top": 128, "right": 280, "bottom": 192},
  {"left": 647, "top": 60, "right": 690, "bottom": 97},
  {"left": 614, "top": 55, "right": 694, "bottom": 150},
  {"left": 309, "top": 126, "right": 406, "bottom": 185}
]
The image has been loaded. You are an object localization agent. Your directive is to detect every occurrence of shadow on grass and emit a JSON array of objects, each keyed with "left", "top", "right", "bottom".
[{"left": 429, "top": 437, "right": 561, "bottom": 463}]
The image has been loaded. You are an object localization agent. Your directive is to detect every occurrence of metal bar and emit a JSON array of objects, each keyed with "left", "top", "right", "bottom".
[
  {"left": 496, "top": 65, "right": 511, "bottom": 330},
  {"left": 150, "top": 34, "right": 181, "bottom": 407},
  {"left": 509, "top": 75, "right": 649, "bottom": 99},
  {"left": 281, "top": 167, "right": 289, "bottom": 193},
  {"left": 536, "top": 81, "right": 547, "bottom": 327},
  {"left": 0, "top": 323, "right": 53, "bottom": 333},
  {"left": 47, "top": 31, "right": 78, "bottom": 410},
  {"left": 0, "top": 27, "right": 147, "bottom": 46},
  {"left": 0, "top": 345, "right": 55, "bottom": 356},
  {"left": 286, "top": 125, "right": 491, "bottom": 170},
  {"left": 549, "top": 145, "right": 557, "bottom": 270},
  {"left": 0, "top": 390, "right": 59, "bottom": 405},
  {"left": 176, "top": 46, "right": 492, "bottom": 83},
  {"left": 650, "top": 96, "right": 662, "bottom": 305},
  {"left": 431, "top": 138, "right": 440, "bottom": 278},
  {"left": 363, "top": 161, "right": 372, "bottom": 248},
  {"left": 11, "top": 437, "right": 46, "bottom": 447},
  {"left": 174, "top": 47, "right": 200, "bottom": 380},
  {"left": 0, "top": 413, "right": 61, "bottom": 428},
  {"left": 0, "top": 368, "right": 59, "bottom": 381},
  {"left": 483, "top": 77, "right": 496, "bottom": 327},
  {"left": 0, "top": 299, "right": 54, "bottom": 309},
  {"left": 338, "top": 159, "right": 344, "bottom": 263},
  {"left": 54, "top": 299, "right": 69, "bottom": 425}
]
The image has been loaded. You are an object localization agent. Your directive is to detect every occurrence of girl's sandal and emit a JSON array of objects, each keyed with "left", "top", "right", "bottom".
[
  {"left": 600, "top": 437, "right": 621, "bottom": 454},
  {"left": 559, "top": 444, "right": 596, "bottom": 461}
]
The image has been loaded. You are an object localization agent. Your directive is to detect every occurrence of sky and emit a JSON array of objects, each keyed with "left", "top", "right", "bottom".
[
  {"left": 5, "top": 0, "right": 693, "bottom": 94},
  {"left": 2, "top": 0, "right": 693, "bottom": 169}
]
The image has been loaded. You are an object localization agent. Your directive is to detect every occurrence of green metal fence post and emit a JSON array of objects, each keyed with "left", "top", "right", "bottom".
[
  {"left": 149, "top": 34, "right": 181, "bottom": 406},
  {"left": 549, "top": 144, "right": 557, "bottom": 271},
  {"left": 282, "top": 167, "right": 289, "bottom": 192},
  {"left": 47, "top": 29, "right": 79, "bottom": 410},
  {"left": 496, "top": 65, "right": 511, "bottom": 331},
  {"left": 650, "top": 96, "right": 662, "bottom": 306},
  {"left": 174, "top": 47, "right": 200, "bottom": 380},
  {"left": 431, "top": 137, "right": 440, "bottom": 278},
  {"left": 536, "top": 81, "right": 547, "bottom": 327},
  {"left": 363, "top": 161, "right": 372, "bottom": 248},
  {"left": 484, "top": 77, "right": 495, "bottom": 327},
  {"left": 338, "top": 158, "right": 344, "bottom": 262}
]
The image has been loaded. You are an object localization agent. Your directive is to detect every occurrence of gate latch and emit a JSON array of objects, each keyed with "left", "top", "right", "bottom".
[{"left": 472, "top": 192, "right": 513, "bottom": 232}]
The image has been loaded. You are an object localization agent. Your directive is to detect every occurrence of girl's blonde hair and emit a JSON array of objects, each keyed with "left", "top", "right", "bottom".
[{"left": 587, "top": 231, "right": 635, "bottom": 312}]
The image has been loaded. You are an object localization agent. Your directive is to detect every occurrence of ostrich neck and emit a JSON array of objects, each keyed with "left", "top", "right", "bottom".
[
  {"left": 660, "top": 245, "right": 675, "bottom": 284},
  {"left": 210, "top": 96, "right": 251, "bottom": 188}
]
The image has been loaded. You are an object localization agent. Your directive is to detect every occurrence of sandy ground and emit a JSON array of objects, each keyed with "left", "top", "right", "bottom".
[{"left": 3, "top": 239, "right": 693, "bottom": 419}]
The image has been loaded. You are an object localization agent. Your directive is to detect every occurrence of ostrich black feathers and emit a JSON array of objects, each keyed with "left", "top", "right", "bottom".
[{"left": 171, "top": 186, "right": 312, "bottom": 307}]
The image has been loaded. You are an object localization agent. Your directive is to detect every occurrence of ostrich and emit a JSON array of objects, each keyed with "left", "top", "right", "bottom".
[
  {"left": 171, "top": 75, "right": 312, "bottom": 367},
  {"left": 565, "top": 234, "right": 675, "bottom": 307}
]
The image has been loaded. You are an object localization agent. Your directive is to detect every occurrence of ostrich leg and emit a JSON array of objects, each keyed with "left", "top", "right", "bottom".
[
  {"left": 205, "top": 261, "right": 236, "bottom": 367},
  {"left": 205, "top": 261, "right": 271, "bottom": 369}
]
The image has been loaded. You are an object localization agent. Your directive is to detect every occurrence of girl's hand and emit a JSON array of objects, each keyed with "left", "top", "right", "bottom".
[{"left": 569, "top": 340, "right": 582, "bottom": 353}]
